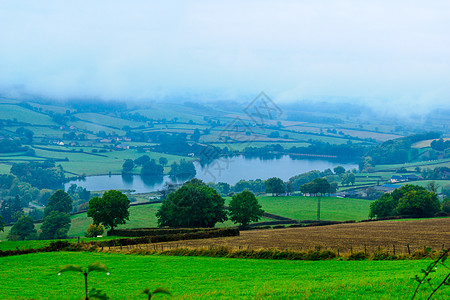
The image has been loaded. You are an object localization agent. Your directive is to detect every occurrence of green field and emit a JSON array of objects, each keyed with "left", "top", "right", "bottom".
[
  {"left": 374, "top": 158, "right": 450, "bottom": 172},
  {"left": 0, "top": 104, "right": 54, "bottom": 125},
  {"left": 29, "top": 146, "right": 188, "bottom": 176},
  {"left": 255, "top": 196, "right": 372, "bottom": 221},
  {"left": 0, "top": 251, "right": 448, "bottom": 299},
  {"left": 0, "top": 195, "right": 371, "bottom": 241},
  {"left": 0, "top": 162, "right": 11, "bottom": 174}
]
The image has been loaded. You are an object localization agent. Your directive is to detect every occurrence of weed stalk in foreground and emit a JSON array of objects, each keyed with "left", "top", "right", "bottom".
[
  {"left": 142, "top": 287, "right": 171, "bottom": 299},
  {"left": 411, "top": 248, "right": 450, "bottom": 300},
  {"left": 58, "top": 262, "right": 110, "bottom": 300}
]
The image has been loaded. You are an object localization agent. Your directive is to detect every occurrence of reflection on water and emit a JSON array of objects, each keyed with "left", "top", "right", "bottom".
[
  {"left": 66, "top": 174, "right": 185, "bottom": 194},
  {"left": 194, "top": 155, "right": 357, "bottom": 185},
  {"left": 66, "top": 155, "right": 357, "bottom": 193}
]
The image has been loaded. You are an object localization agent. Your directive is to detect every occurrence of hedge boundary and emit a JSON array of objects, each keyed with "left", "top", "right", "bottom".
[{"left": 0, "top": 228, "right": 240, "bottom": 257}]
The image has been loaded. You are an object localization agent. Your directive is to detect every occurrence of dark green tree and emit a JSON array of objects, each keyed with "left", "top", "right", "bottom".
[
  {"left": 122, "top": 159, "right": 135, "bottom": 173},
  {"left": 391, "top": 184, "right": 426, "bottom": 203},
  {"left": 40, "top": 211, "right": 71, "bottom": 239},
  {"left": 228, "top": 190, "right": 264, "bottom": 227},
  {"left": 397, "top": 190, "right": 441, "bottom": 217},
  {"left": 158, "top": 157, "right": 168, "bottom": 166},
  {"left": 265, "top": 177, "right": 285, "bottom": 196},
  {"left": 8, "top": 215, "right": 37, "bottom": 241},
  {"left": 300, "top": 178, "right": 331, "bottom": 221},
  {"left": 191, "top": 128, "right": 201, "bottom": 142},
  {"left": 44, "top": 190, "right": 73, "bottom": 217},
  {"left": 134, "top": 155, "right": 150, "bottom": 166},
  {"left": 87, "top": 190, "right": 130, "bottom": 230},
  {"left": 141, "top": 159, "right": 164, "bottom": 176},
  {"left": 0, "top": 215, "right": 4, "bottom": 232},
  {"left": 369, "top": 193, "right": 397, "bottom": 218},
  {"left": 169, "top": 159, "right": 196, "bottom": 178},
  {"left": 333, "top": 166, "right": 346, "bottom": 175},
  {"left": 0, "top": 195, "right": 24, "bottom": 224},
  {"left": 442, "top": 198, "right": 450, "bottom": 214},
  {"left": 156, "top": 179, "right": 227, "bottom": 228},
  {"left": 300, "top": 178, "right": 331, "bottom": 196}
]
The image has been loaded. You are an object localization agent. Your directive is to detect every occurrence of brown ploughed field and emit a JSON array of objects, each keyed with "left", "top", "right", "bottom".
[{"left": 155, "top": 218, "right": 450, "bottom": 254}]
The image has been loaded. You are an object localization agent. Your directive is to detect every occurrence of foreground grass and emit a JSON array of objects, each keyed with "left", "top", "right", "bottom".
[{"left": 1, "top": 251, "right": 449, "bottom": 299}]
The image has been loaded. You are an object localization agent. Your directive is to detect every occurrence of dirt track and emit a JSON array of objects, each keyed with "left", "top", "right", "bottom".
[{"left": 156, "top": 218, "right": 450, "bottom": 253}]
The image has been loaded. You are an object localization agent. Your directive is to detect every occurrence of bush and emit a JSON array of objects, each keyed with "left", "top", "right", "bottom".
[
  {"left": 347, "top": 252, "right": 368, "bottom": 261},
  {"left": 86, "top": 224, "right": 105, "bottom": 237},
  {"left": 107, "top": 228, "right": 215, "bottom": 237}
]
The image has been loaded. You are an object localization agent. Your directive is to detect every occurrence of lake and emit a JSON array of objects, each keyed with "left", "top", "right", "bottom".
[{"left": 65, "top": 155, "right": 358, "bottom": 193}]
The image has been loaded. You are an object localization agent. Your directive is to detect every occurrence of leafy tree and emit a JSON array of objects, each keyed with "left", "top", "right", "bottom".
[
  {"left": 348, "top": 173, "right": 355, "bottom": 185},
  {"left": 0, "top": 195, "right": 24, "bottom": 224},
  {"left": 300, "top": 178, "right": 331, "bottom": 221},
  {"left": 391, "top": 184, "right": 426, "bottom": 202},
  {"left": 268, "top": 131, "right": 280, "bottom": 138},
  {"left": 286, "top": 182, "right": 294, "bottom": 195},
  {"left": 122, "top": 159, "right": 134, "bottom": 173},
  {"left": 158, "top": 157, "right": 168, "bottom": 166},
  {"left": 228, "top": 190, "right": 264, "bottom": 227},
  {"left": 16, "top": 127, "right": 34, "bottom": 143},
  {"left": 340, "top": 173, "right": 355, "bottom": 186},
  {"left": 40, "top": 211, "right": 71, "bottom": 239},
  {"left": 300, "top": 178, "right": 331, "bottom": 196},
  {"left": 191, "top": 128, "right": 201, "bottom": 142},
  {"left": 86, "top": 224, "right": 105, "bottom": 237},
  {"left": 397, "top": 190, "right": 441, "bottom": 217},
  {"left": 430, "top": 138, "right": 450, "bottom": 151},
  {"left": 426, "top": 181, "right": 439, "bottom": 194},
  {"left": 8, "top": 215, "right": 37, "bottom": 241},
  {"left": 28, "top": 208, "right": 44, "bottom": 221},
  {"left": 333, "top": 166, "right": 346, "bottom": 175},
  {"left": 288, "top": 170, "right": 321, "bottom": 191},
  {"left": 134, "top": 155, "right": 150, "bottom": 166},
  {"left": 169, "top": 159, "right": 196, "bottom": 178},
  {"left": 44, "top": 190, "right": 73, "bottom": 217},
  {"left": 442, "top": 185, "right": 450, "bottom": 198},
  {"left": 141, "top": 159, "right": 164, "bottom": 176},
  {"left": 156, "top": 179, "right": 227, "bottom": 228},
  {"left": 0, "top": 215, "right": 4, "bottom": 232},
  {"left": 442, "top": 198, "right": 450, "bottom": 214},
  {"left": 369, "top": 193, "right": 397, "bottom": 218},
  {"left": 10, "top": 161, "right": 66, "bottom": 189},
  {"left": 265, "top": 177, "right": 285, "bottom": 196},
  {"left": 87, "top": 190, "right": 130, "bottom": 230},
  {"left": 233, "top": 180, "right": 253, "bottom": 193}
]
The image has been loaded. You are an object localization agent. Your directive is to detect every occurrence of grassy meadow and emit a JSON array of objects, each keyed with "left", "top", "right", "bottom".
[
  {"left": 254, "top": 196, "right": 372, "bottom": 221},
  {"left": 1, "top": 251, "right": 449, "bottom": 299}
]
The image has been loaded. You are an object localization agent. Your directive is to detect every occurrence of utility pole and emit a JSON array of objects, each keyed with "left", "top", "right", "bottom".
[{"left": 317, "top": 195, "right": 321, "bottom": 221}]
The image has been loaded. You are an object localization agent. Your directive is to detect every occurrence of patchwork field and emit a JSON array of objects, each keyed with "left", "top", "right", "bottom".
[{"left": 1, "top": 251, "right": 449, "bottom": 299}]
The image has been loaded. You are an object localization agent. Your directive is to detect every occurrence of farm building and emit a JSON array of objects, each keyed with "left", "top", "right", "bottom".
[{"left": 390, "top": 174, "right": 421, "bottom": 183}]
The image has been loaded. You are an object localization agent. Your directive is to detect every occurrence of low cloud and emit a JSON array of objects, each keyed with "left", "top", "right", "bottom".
[{"left": 0, "top": 1, "right": 449, "bottom": 114}]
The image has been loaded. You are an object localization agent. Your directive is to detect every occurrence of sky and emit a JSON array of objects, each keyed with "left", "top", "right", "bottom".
[{"left": 0, "top": 1, "right": 449, "bottom": 113}]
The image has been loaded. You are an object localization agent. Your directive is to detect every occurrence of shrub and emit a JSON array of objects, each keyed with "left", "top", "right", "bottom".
[
  {"left": 347, "top": 252, "right": 368, "bottom": 260},
  {"left": 86, "top": 224, "right": 105, "bottom": 237}
]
